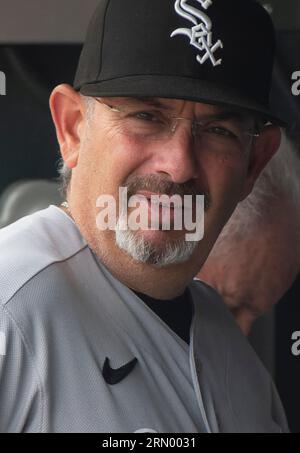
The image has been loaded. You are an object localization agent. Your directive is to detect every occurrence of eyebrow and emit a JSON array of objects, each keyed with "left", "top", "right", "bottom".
[
  {"left": 211, "top": 109, "right": 251, "bottom": 123},
  {"left": 132, "top": 97, "right": 173, "bottom": 111}
]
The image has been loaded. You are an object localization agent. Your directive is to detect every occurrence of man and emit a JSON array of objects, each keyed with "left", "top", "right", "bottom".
[
  {"left": 198, "top": 133, "right": 300, "bottom": 335},
  {"left": 0, "top": 0, "right": 289, "bottom": 432}
]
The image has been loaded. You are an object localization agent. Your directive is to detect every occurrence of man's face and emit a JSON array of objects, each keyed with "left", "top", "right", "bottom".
[
  {"left": 71, "top": 94, "right": 253, "bottom": 265},
  {"left": 50, "top": 86, "right": 280, "bottom": 296}
]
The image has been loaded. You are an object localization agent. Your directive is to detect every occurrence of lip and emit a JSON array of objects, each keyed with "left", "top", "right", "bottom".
[
  {"left": 134, "top": 191, "right": 185, "bottom": 210},
  {"left": 134, "top": 190, "right": 195, "bottom": 211},
  {"left": 134, "top": 191, "right": 165, "bottom": 199}
]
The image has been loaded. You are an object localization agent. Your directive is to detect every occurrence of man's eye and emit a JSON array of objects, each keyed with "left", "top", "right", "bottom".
[
  {"left": 129, "top": 111, "right": 162, "bottom": 123},
  {"left": 205, "top": 125, "right": 237, "bottom": 139}
]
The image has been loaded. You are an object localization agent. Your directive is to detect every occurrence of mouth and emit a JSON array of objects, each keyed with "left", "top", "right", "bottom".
[{"left": 128, "top": 191, "right": 198, "bottom": 234}]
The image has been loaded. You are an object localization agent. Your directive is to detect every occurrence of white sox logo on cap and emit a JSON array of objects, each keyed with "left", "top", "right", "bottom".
[{"left": 171, "top": 0, "right": 223, "bottom": 67}]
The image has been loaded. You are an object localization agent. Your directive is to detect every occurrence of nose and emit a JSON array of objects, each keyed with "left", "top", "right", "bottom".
[{"left": 151, "top": 126, "right": 200, "bottom": 184}]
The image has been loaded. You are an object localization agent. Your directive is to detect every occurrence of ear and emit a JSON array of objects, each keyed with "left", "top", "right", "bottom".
[
  {"left": 49, "top": 84, "right": 85, "bottom": 170},
  {"left": 239, "top": 125, "right": 281, "bottom": 201}
]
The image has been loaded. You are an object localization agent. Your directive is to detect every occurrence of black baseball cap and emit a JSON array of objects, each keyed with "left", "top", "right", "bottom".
[{"left": 74, "top": 0, "right": 284, "bottom": 125}]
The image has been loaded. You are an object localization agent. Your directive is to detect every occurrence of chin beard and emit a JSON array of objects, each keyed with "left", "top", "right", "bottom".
[{"left": 115, "top": 217, "right": 199, "bottom": 268}]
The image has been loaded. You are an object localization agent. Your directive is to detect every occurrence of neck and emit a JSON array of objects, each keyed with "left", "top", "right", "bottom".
[{"left": 98, "top": 248, "right": 191, "bottom": 299}]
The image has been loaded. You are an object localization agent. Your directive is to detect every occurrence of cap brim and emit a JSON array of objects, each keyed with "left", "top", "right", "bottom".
[{"left": 76, "top": 75, "right": 286, "bottom": 127}]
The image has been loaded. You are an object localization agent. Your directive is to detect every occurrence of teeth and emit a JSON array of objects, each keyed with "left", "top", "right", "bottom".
[
  {"left": 150, "top": 198, "right": 182, "bottom": 209},
  {"left": 133, "top": 193, "right": 184, "bottom": 209}
]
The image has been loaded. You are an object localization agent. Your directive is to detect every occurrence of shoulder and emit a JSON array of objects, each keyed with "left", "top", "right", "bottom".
[
  {"left": 189, "top": 279, "right": 289, "bottom": 432},
  {"left": 0, "top": 298, "right": 44, "bottom": 432},
  {"left": 0, "top": 206, "right": 90, "bottom": 429},
  {"left": 190, "top": 277, "right": 232, "bottom": 318},
  {"left": 0, "top": 205, "right": 88, "bottom": 308}
]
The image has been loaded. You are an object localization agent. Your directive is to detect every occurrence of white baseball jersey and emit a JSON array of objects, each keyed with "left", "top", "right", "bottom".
[{"left": 0, "top": 206, "right": 289, "bottom": 433}]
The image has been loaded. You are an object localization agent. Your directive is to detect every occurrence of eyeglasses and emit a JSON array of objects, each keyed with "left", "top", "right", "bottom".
[{"left": 94, "top": 97, "right": 260, "bottom": 152}]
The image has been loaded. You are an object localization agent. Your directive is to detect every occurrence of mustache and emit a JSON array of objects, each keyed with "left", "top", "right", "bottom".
[{"left": 123, "top": 174, "right": 211, "bottom": 210}]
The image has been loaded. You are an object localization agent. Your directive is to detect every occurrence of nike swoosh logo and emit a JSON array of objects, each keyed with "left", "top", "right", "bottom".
[{"left": 102, "top": 357, "right": 138, "bottom": 385}]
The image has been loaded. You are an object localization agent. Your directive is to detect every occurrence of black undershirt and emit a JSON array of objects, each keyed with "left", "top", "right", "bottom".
[{"left": 133, "top": 288, "right": 194, "bottom": 345}]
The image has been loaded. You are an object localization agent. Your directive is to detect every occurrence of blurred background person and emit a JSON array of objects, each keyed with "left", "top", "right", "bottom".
[{"left": 197, "top": 132, "right": 300, "bottom": 335}]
